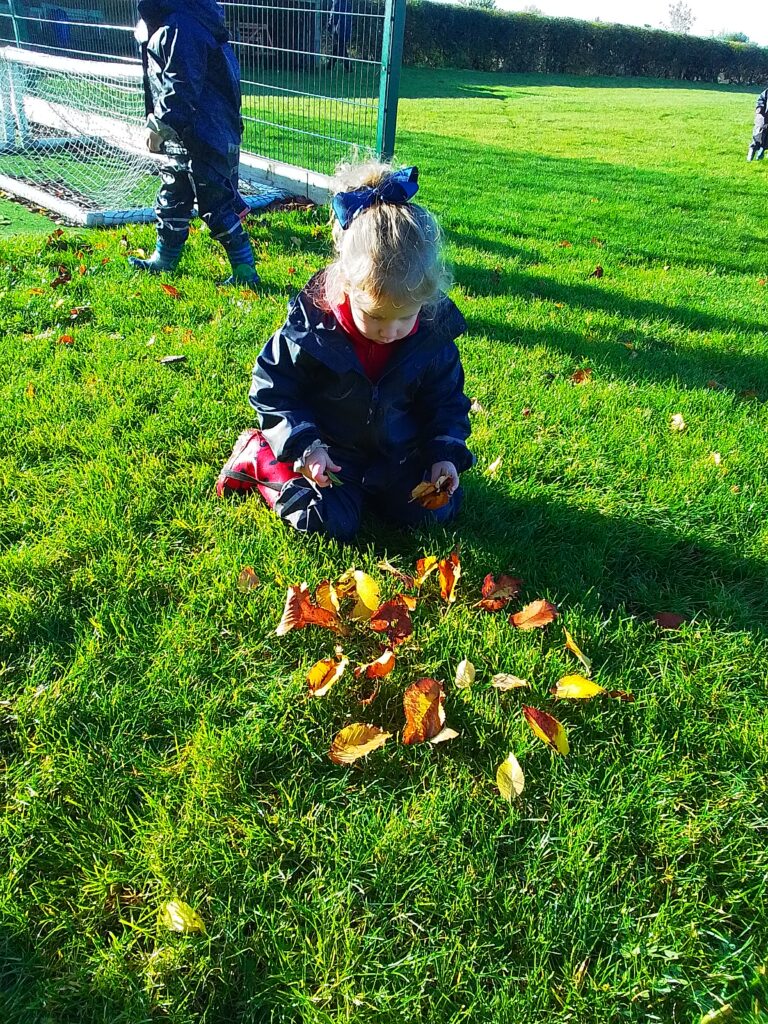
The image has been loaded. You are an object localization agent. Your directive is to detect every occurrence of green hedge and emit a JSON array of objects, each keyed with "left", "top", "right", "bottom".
[{"left": 403, "top": 4, "right": 768, "bottom": 84}]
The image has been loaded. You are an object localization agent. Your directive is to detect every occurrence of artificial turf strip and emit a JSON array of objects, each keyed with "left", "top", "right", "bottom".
[{"left": 0, "top": 68, "right": 767, "bottom": 1023}]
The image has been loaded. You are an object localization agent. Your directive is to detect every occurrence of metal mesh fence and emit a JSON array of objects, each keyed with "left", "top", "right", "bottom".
[{"left": 0, "top": 0, "right": 395, "bottom": 177}]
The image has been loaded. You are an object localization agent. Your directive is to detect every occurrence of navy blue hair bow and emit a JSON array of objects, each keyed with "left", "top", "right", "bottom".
[{"left": 332, "top": 166, "right": 419, "bottom": 229}]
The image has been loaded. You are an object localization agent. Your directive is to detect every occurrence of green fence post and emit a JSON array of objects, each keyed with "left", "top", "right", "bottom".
[
  {"left": 7, "top": 0, "right": 24, "bottom": 46},
  {"left": 376, "top": 0, "right": 406, "bottom": 160}
]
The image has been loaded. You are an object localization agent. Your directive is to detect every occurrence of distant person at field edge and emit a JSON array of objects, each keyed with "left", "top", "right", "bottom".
[
  {"left": 129, "top": 0, "right": 259, "bottom": 287},
  {"left": 327, "top": 0, "right": 352, "bottom": 69},
  {"left": 216, "top": 161, "right": 475, "bottom": 541},
  {"left": 747, "top": 86, "right": 768, "bottom": 161}
]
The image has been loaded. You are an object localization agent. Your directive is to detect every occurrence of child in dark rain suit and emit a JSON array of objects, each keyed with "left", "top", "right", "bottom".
[
  {"left": 129, "top": 0, "right": 259, "bottom": 285},
  {"left": 217, "top": 161, "right": 474, "bottom": 541}
]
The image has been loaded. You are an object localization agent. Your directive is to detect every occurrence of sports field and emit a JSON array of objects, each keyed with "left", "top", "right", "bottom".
[{"left": 1, "top": 68, "right": 766, "bottom": 1023}]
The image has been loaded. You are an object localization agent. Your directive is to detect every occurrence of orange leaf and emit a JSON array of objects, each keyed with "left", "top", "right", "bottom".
[
  {"left": 414, "top": 554, "right": 439, "bottom": 587},
  {"left": 522, "top": 705, "right": 569, "bottom": 755},
  {"left": 438, "top": 549, "right": 461, "bottom": 604},
  {"left": 57, "top": 334, "right": 74, "bottom": 345},
  {"left": 475, "top": 573, "right": 523, "bottom": 612},
  {"left": 275, "top": 582, "right": 347, "bottom": 636},
  {"left": 410, "top": 476, "right": 451, "bottom": 510},
  {"left": 328, "top": 723, "right": 390, "bottom": 765},
  {"left": 509, "top": 599, "right": 558, "bottom": 630},
  {"left": 354, "top": 649, "right": 396, "bottom": 680},
  {"left": 307, "top": 648, "right": 348, "bottom": 696},
  {"left": 376, "top": 559, "right": 415, "bottom": 589},
  {"left": 571, "top": 368, "right": 593, "bottom": 384},
  {"left": 558, "top": 239, "right": 572, "bottom": 247},
  {"left": 237, "top": 566, "right": 260, "bottom": 592},
  {"left": 654, "top": 611, "right": 686, "bottom": 631},
  {"left": 78, "top": 263, "right": 87, "bottom": 275},
  {"left": 369, "top": 596, "right": 413, "bottom": 646},
  {"left": 161, "top": 283, "right": 181, "bottom": 298},
  {"left": 402, "top": 678, "right": 446, "bottom": 744},
  {"left": 401, "top": 594, "right": 418, "bottom": 611}
]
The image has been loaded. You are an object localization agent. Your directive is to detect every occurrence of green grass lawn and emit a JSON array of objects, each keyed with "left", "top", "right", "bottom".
[{"left": 1, "top": 68, "right": 767, "bottom": 1024}]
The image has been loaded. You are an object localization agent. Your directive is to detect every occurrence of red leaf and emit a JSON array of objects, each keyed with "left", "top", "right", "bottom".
[
  {"left": 369, "top": 596, "right": 413, "bottom": 647},
  {"left": 475, "top": 573, "right": 523, "bottom": 612},
  {"left": 654, "top": 612, "right": 686, "bottom": 631},
  {"left": 161, "top": 283, "right": 181, "bottom": 299},
  {"left": 275, "top": 582, "right": 348, "bottom": 636}
]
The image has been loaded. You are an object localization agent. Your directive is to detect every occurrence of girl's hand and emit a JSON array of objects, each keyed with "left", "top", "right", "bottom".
[
  {"left": 430, "top": 461, "right": 459, "bottom": 495},
  {"left": 301, "top": 448, "right": 342, "bottom": 488}
]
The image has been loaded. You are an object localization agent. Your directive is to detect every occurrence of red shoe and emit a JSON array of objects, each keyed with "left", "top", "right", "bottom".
[{"left": 216, "top": 429, "right": 300, "bottom": 508}]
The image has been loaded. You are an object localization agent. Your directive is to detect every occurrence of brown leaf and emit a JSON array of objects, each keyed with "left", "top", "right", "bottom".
[
  {"left": 161, "top": 283, "right": 181, "bottom": 298},
  {"left": 491, "top": 673, "right": 529, "bottom": 691},
  {"left": 358, "top": 678, "right": 381, "bottom": 706},
  {"left": 438, "top": 549, "right": 461, "bottom": 604},
  {"left": 558, "top": 239, "right": 572, "bottom": 247},
  {"left": 522, "top": 705, "right": 569, "bottom": 755},
  {"left": 369, "top": 596, "right": 413, "bottom": 646},
  {"left": 571, "top": 367, "right": 593, "bottom": 384},
  {"left": 475, "top": 573, "right": 523, "bottom": 612},
  {"left": 329, "top": 723, "right": 391, "bottom": 765},
  {"left": 509, "top": 599, "right": 558, "bottom": 630},
  {"left": 402, "top": 678, "right": 446, "bottom": 744},
  {"left": 376, "top": 559, "right": 415, "bottom": 589},
  {"left": 275, "top": 582, "right": 347, "bottom": 636},
  {"left": 50, "top": 265, "right": 71, "bottom": 288},
  {"left": 354, "top": 649, "right": 396, "bottom": 680},
  {"left": 410, "top": 476, "right": 451, "bottom": 510},
  {"left": 589, "top": 265, "right": 604, "bottom": 278},
  {"left": 307, "top": 648, "right": 348, "bottom": 697},
  {"left": 237, "top": 566, "right": 260, "bottom": 592},
  {"left": 654, "top": 611, "right": 686, "bottom": 631}
]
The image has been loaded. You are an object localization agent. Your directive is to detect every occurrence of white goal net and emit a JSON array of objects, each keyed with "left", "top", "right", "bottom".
[{"left": 0, "top": 45, "right": 299, "bottom": 227}]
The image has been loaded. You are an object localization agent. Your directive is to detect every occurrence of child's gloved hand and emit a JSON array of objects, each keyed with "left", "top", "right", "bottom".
[
  {"left": 300, "top": 446, "right": 342, "bottom": 488},
  {"left": 430, "top": 461, "right": 459, "bottom": 495}
]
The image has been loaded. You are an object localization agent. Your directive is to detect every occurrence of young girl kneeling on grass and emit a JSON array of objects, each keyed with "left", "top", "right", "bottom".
[{"left": 217, "top": 161, "right": 474, "bottom": 541}]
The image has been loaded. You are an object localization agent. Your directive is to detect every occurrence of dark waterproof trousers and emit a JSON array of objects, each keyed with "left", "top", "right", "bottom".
[
  {"left": 155, "top": 141, "right": 249, "bottom": 251},
  {"left": 273, "top": 452, "right": 462, "bottom": 543}
]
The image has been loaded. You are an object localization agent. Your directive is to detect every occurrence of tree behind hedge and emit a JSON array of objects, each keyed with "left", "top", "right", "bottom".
[{"left": 403, "top": 4, "right": 768, "bottom": 84}]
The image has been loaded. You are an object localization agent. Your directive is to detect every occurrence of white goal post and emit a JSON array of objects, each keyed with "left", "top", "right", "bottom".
[{"left": 0, "top": 45, "right": 330, "bottom": 227}]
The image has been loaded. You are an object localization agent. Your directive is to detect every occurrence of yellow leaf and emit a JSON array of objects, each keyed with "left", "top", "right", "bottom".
[
  {"left": 522, "top": 705, "right": 569, "bottom": 755},
  {"left": 160, "top": 900, "right": 206, "bottom": 934},
  {"left": 552, "top": 674, "right": 605, "bottom": 700},
  {"left": 316, "top": 580, "right": 340, "bottom": 613},
  {"left": 307, "top": 650, "right": 348, "bottom": 697},
  {"left": 349, "top": 570, "right": 380, "bottom": 621},
  {"left": 328, "top": 723, "right": 391, "bottom": 765},
  {"left": 496, "top": 752, "right": 525, "bottom": 800},
  {"left": 429, "top": 726, "right": 460, "bottom": 745},
  {"left": 454, "top": 658, "right": 475, "bottom": 689},
  {"left": 491, "top": 673, "right": 529, "bottom": 691},
  {"left": 564, "top": 628, "right": 592, "bottom": 675},
  {"left": 414, "top": 554, "right": 439, "bottom": 587}
]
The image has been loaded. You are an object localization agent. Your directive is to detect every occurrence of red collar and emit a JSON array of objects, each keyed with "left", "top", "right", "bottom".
[{"left": 332, "top": 295, "right": 418, "bottom": 382}]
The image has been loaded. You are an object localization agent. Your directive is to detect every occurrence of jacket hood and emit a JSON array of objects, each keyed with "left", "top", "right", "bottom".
[{"left": 137, "top": 0, "right": 228, "bottom": 41}]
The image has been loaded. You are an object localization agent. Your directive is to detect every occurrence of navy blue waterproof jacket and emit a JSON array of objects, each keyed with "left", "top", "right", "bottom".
[
  {"left": 249, "top": 276, "right": 474, "bottom": 487},
  {"left": 137, "top": 0, "right": 242, "bottom": 155}
]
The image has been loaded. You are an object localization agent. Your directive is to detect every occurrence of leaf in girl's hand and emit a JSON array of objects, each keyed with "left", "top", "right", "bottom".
[
  {"left": 551, "top": 674, "right": 605, "bottom": 699},
  {"left": 410, "top": 475, "right": 451, "bottom": 510},
  {"left": 307, "top": 647, "right": 348, "bottom": 697},
  {"left": 454, "top": 658, "right": 475, "bottom": 689},
  {"left": 326, "top": 470, "right": 343, "bottom": 486},
  {"left": 475, "top": 573, "right": 523, "bottom": 611},
  {"left": 160, "top": 900, "right": 206, "bottom": 935},
  {"left": 522, "top": 705, "right": 569, "bottom": 755},
  {"left": 563, "top": 628, "right": 592, "bottom": 675},
  {"left": 237, "top": 566, "right": 260, "bottom": 592},
  {"left": 402, "top": 677, "right": 446, "bottom": 744},
  {"left": 491, "top": 673, "right": 529, "bottom": 691},
  {"left": 329, "top": 723, "right": 391, "bottom": 765},
  {"left": 376, "top": 559, "right": 415, "bottom": 589},
  {"left": 414, "top": 555, "right": 439, "bottom": 587},
  {"left": 369, "top": 595, "right": 413, "bottom": 646},
  {"left": 509, "top": 599, "right": 558, "bottom": 630},
  {"left": 438, "top": 549, "right": 461, "bottom": 604},
  {"left": 354, "top": 649, "right": 396, "bottom": 680},
  {"left": 496, "top": 752, "right": 525, "bottom": 801},
  {"left": 275, "top": 582, "right": 347, "bottom": 636}
]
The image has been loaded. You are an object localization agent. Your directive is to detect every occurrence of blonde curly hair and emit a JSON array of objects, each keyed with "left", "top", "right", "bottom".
[{"left": 323, "top": 158, "right": 449, "bottom": 312}]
